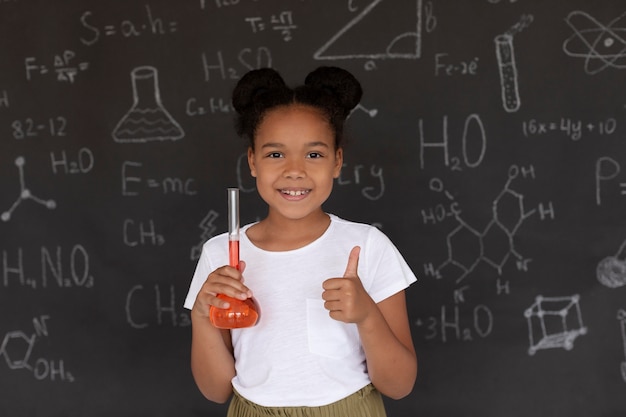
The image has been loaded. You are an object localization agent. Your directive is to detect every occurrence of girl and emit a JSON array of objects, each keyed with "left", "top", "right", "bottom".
[{"left": 184, "top": 66, "right": 418, "bottom": 416}]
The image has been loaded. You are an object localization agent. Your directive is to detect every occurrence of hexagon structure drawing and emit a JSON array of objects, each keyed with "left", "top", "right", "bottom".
[
  {"left": 0, "top": 331, "right": 35, "bottom": 370},
  {"left": 431, "top": 166, "right": 542, "bottom": 283},
  {"left": 446, "top": 223, "right": 483, "bottom": 274},
  {"left": 482, "top": 219, "right": 517, "bottom": 273},
  {"left": 493, "top": 188, "right": 528, "bottom": 235}
]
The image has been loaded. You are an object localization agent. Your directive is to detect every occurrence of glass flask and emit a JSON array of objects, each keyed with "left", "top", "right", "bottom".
[{"left": 209, "top": 188, "right": 259, "bottom": 329}]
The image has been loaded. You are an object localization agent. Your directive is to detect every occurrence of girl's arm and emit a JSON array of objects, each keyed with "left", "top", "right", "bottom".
[
  {"left": 190, "top": 312, "right": 235, "bottom": 403},
  {"left": 190, "top": 262, "right": 253, "bottom": 403},
  {"left": 322, "top": 247, "right": 417, "bottom": 399},
  {"left": 356, "top": 290, "right": 417, "bottom": 399}
]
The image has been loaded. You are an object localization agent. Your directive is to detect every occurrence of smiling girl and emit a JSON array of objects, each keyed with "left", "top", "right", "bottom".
[{"left": 184, "top": 66, "right": 418, "bottom": 417}]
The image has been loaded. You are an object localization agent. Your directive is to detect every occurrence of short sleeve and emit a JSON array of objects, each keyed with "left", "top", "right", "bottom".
[
  {"left": 361, "top": 227, "right": 417, "bottom": 304},
  {"left": 183, "top": 234, "right": 228, "bottom": 310}
]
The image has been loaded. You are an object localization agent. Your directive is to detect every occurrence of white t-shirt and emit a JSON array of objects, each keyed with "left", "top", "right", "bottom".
[{"left": 184, "top": 214, "right": 417, "bottom": 407}]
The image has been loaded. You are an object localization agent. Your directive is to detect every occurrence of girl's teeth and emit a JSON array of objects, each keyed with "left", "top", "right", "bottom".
[{"left": 283, "top": 190, "right": 308, "bottom": 196}]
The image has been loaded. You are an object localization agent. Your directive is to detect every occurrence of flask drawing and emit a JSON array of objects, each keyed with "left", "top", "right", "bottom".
[
  {"left": 112, "top": 66, "right": 184, "bottom": 143},
  {"left": 209, "top": 188, "right": 260, "bottom": 329}
]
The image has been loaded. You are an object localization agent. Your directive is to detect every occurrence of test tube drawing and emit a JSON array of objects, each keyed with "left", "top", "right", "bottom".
[
  {"left": 596, "top": 238, "right": 626, "bottom": 288},
  {"left": 112, "top": 66, "right": 184, "bottom": 143},
  {"left": 495, "top": 34, "right": 521, "bottom": 113},
  {"left": 494, "top": 14, "right": 534, "bottom": 113}
]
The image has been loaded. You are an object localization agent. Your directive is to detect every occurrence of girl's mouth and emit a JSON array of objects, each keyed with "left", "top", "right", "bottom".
[{"left": 280, "top": 189, "right": 311, "bottom": 197}]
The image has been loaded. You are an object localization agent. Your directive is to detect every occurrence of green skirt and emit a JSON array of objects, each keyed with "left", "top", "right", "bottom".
[{"left": 226, "top": 384, "right": 387, "bottom": 417}]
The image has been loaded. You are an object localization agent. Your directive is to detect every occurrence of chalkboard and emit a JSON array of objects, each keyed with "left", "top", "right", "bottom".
[{"left": 1, "top": 1, "right": 626, "bottom": 416}]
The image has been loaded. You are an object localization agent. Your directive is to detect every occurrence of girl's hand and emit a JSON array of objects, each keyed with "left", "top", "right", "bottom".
[
  {"left": 322, "top": 246, "right": 376, "bottom": 324},
  {"left": 192, "top": 261, "right": 252, "bottom": 318}
]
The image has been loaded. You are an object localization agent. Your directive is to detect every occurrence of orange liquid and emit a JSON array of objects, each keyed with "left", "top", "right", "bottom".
[
  {"left": 209, "top": 239, "right": 259, "bottom": 329},
  {"left": 229, "top": 239, "right": 239, "bottom": 270},
  {"left": 210, "top": 295, "right": 259, "bottom": 329}
]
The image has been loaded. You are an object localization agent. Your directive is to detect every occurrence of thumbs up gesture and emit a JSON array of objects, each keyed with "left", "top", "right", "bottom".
[{"left": 322, "top": 246, "right": 376, "bottom": 324}]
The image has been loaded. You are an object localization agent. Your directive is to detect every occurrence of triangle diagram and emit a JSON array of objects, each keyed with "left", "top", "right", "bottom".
[{"left": 314, "top": 0, "right": 422, "bottom": 60}]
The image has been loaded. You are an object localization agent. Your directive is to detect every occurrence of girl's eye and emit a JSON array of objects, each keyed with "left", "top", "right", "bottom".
[
  {"left": 307, "top": 152, "right": 323, "bottom": 159},
  {"left": 267, "top": 152, "right": 283, "bottom": 158}
]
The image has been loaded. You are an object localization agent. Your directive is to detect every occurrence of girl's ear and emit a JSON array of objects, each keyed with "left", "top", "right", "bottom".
[
  {"left": 333, "top": 147, "right": 343, "bottom": 179},
  {"left": 247, "top": 147, "right": 257, "bottom": 177}
]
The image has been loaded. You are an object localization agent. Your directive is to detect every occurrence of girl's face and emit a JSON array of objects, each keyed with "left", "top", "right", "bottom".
[{"left": 247, "top": 104, "right": 343, "bottom": 222}]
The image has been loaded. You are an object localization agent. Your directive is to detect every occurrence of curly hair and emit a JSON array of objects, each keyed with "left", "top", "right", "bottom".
[{"left": 231, "top": 66, "right": 362, "bottom": 149}]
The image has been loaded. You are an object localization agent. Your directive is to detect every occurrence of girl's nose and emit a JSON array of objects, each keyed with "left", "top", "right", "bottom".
[{"left": 283, "top": 158, "right": 305, "bottom": 179}]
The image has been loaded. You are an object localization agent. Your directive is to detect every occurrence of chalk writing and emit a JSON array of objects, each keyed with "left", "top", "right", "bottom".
[
  {"left": 415, "top": 303, "right": 494, "bottom": 343},
  {"left": 336, "top": 162, "right": 385, "bottom": 200},
  {"left": 235, "top": 153, "right": 257, "bottom": 193},
  {"left": 563, "top": 11, "right": 626, "bottom": 74},
  {"left": 121, "top": 161, "right": 197, "bottom": 196},
  {"left": 186, "top": 96, "right": 233, "bottom": 116},
  {"left": 1, "top": 157, "right": 56, "bottom": 222},
  {"left": 595, "top": 156, "right": 626, "bottom": 206},
  {"left": 0, "top": 89, "right": 9, "bottom": 108},
  {"left": 0, "top": 316, "right": 75, "bottom": 382},
  {"left": 11, "top": 116, "right": 67, "bottom": 139},
  {"left": 125, "top": 284, "right": 191, "bottom": 329},
  {"left": 24, "top": 51, "right": 89, "bottom": 83},
  {"left": 79, "top": 5, "right": 178, "bottom": 46},
  {"left": 522, "top": 117, "right": 617, "bottom": 141},
  {"left": 418, "top": 114, "right": 487, "bottom": 170},
  {"left": 123, "top": 219, "right": 165, "bottom": 247},
  {"left": 202, "top": 0, "right": 244, "bottom": 9},
  {"left": 2, "top": 245, "right": 94, "bottom": 289},
  {"left": 112, "top": 66, "right": 185, "bottom": 143},
  {"left": 245, "top": 11, "right": 297, "bottom": 41},
  {"left": 596, "top": 238, "right": 626, "bottom": 288},
  {"left": 50, "top": 148, "right": 94, "bottom": 175},
  {"left": 434, "top": 53, "right": 479, "bottom": 76},
  {"left": 524, "top": 294, "right": 587, "bottom": 355},
  {"left": 201, "top": 48, "right": 273, "bottom": 82},
  {"left": 423, "top": 165, "right": 554, "bottom": 283},
  {"left": 314, "top": 0, "right": 423, "bottom": 64}
]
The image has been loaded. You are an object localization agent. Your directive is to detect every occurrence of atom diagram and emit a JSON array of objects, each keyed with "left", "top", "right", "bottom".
[{"left": 563, "top": 10, "right": 626, "bottom": 74}]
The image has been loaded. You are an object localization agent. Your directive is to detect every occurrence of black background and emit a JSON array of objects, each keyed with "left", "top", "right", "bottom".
[{"left": 1, "top": 1, "right": 626, "bottom": 416}]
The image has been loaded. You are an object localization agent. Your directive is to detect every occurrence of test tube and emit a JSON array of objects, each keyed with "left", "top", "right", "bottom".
[
  {"left": 209, "top": 187, "right": 259, "bottom": 329},
  {"left": 228, "top": 188, "right": 240, "bottom": 269}
]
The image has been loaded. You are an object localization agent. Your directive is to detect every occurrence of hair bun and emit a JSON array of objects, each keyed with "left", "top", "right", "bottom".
[
  {"left": 304, "top": 66, "right": 363, "bottom": 116},
  {"left": 232, "top": 68, "right": 287, "bottom": 114}
]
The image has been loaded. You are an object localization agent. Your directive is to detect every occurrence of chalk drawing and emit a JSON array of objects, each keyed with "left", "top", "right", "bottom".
[
  {"left": 618, "top": 309, "right": 626, "bottom": 382},
  {"left": 423, "top": 165, "right": 554, "bottom": 283},
  {"left": 1, "top": 156, "right": 56, "bottom": 222},
  {"left": 0, "top": 316, "right": 74, "bottom": 381},
  {"left": 314, "top": 0, "right": 422, "bottom": 61},
  {"left": 524, "top": 294, "right": 587, "bottom": 355},
  {"left": 596, "top": 238, "right": 626, "bottom": 288},
  {"left": 494, "top": 14, "right": 533, "bottom": 113},
  {"left": 563, "top": 11, "right": 626, "bottom": 74},
  {"left": 112, "top": 66, "right": 184, "bottom": 143},
  {"left": 190, "top": 210, "right": 219, "bottom": 261},
  {"left": 353, "top": 103, "right": 378, "bottom": 117}
]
